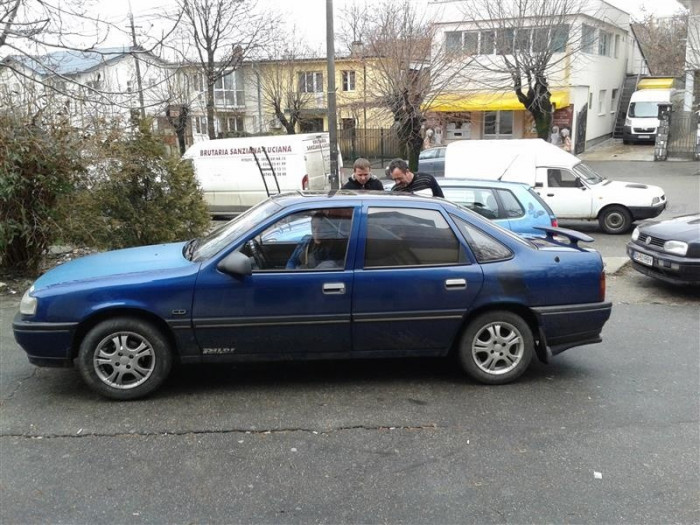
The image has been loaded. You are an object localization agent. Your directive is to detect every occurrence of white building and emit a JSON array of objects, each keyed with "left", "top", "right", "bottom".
[
  {"left": 679, "top": 0, "right": 700, "bottom": 111},
  {"left": 0, "top": 47, "right": 173, "bottom": 133},
  {"left": 425, "top": 0, "right": 648, "bottom": 151}
]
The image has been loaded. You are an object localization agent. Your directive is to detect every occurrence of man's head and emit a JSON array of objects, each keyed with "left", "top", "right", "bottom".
[
  {"left": 352, "top": 157, "right": 372, "bottom": 183},
  {"left": 388, "top": 158, "right": 413, "bottom": 187}
]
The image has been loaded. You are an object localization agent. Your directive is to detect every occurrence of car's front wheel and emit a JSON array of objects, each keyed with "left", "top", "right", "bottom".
[
  {"left": 458, "top": 311, "right": 533, "bottom": 385},
  {"left": 599, "top": 205, "right": 632, "bottom": 234},
  {"left": 77, "top": 317, "right": 173, "bottom": 400}
]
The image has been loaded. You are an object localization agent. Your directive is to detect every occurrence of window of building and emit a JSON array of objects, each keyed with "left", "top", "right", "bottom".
[
  {"left": 126, "top": 80, "right": 133, "bottom": 93},
  {"left": 614, "top": 34, "right": 621, "bottom": 58},
  {"left": 588, "top": 92, "right": 593, "bottom": 110},
  {"left": 532, "top": 27, "right": 549, "bottom": 53},
  {"left": 463, "top": 32, "right": 479, "bottom": 54},
  {"left": 224, "top": 116, "right": 244, "bottom": 132},
  {"left": 445, "top": 31, "right": 462, "bottom": 52},
  {"left": 550, "top": 24, "right": 570, "bottom": 52},
  {"left": 483, "top": 111, "right": 513, "bottom": 138},
  {"left": 497, "top": 28, "right": 515, "bottom": 55},
  {"left": 299, "top": 71, "right": 323, "bottom": 93},
  {"left": 611, "top": 89, "right": 619, "bottom": 113},
  {"left": 599, "top": 30, "right": 612, "bottom": 57},
  {"left": 598, "top": 89, "right": 606, "bottom": 114},
  {"left": 480, "top": 30, "right": 496, "bottom": 54},
  {"left": 515, "top": 28, "right": 531, "bottom": 52},
  {"left": 364, "top": 208, "right": 463, "bottom": 268},
  {"left": 214, "top": 70, "right": 244, "bottom": 107},
  {"left": 341, "top": 70, "right": 356, "bottom": 91},
  {"left": 86, "top": 80, "right": 102, "bottom": 90},
  {"left": 192, "top": 73, "right": 204, "bottom": 92},
  {"left": 582, "top": 24, "right": 596, "bottom": 54},
  {"left": 193, "top": 116, "right": 207, "bottom": 135}
]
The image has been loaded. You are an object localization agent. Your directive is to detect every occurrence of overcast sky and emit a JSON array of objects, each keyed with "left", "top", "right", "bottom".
[{"left": 92, "top": 0, "right": 687, "bottom": 52}]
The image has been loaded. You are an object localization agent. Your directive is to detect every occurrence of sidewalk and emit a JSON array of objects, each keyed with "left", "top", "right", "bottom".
[{"left": 578, "top": 139, "right": 654, "bottom": 161}]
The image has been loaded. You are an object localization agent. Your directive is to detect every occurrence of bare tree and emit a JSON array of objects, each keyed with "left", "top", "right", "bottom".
[
  {"left": 175, "top": 0, "right": 278, "bottom": 139},
  {"left": 340, "top": 0, "right": 472, "bottom": 170},
  {"left": 633, "top": 10, "right": 688, "bottom": 77},
  {"left": 456, "top": 0, "right": 585, "bottom": 139}
]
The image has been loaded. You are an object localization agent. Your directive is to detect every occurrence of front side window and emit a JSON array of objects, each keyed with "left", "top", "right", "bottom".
[
  {"left": 244, "top": 208, "right": 353, "bottom": 271},
  {"left": 364, "top": 208, "right": 463, "bottom": 268},
  {"left": 452, "top": 216, "right": 513, "bottom": 263}
]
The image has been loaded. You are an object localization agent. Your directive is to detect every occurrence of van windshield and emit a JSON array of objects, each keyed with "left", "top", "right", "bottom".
[
  {"left": 191, "top": 199, "right": 282, "bottom": 261},
  {"left": 573, "top": 163, "right": 605, "bottom": 185},
  {"left": 629, "top": 102, "right": 659, "bottom": 118}
]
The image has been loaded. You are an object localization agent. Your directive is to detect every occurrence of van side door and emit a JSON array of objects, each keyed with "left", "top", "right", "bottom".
[{"left": 535, "top": 167, "right": 594, "bottom": 219}]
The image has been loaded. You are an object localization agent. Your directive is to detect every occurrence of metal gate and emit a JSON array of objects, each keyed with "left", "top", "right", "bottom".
[
  {"left": 667, "top": 111, "right": 699, "bottom": 159},
  {"left": 337, "top": 128, "right": 405, "bottom": 163}
]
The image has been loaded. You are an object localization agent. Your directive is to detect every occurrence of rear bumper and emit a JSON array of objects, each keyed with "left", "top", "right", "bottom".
[
  {"left": 532, "top": 302, "right": 612, "bottom": 361},
  {"left": 12, "top": 313, "right": 77, "bottom": 367}
]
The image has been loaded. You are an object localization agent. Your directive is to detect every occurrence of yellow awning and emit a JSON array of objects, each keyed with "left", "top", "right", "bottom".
[
  {"left": 637, "top": 77, "right": 674, "bottom": 90},
  {"left": 424, "top": 90, "right": 570, "bottom": 112}
]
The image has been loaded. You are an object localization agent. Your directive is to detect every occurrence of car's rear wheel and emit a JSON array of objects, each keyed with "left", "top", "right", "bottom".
[
  {"left": 458, "top": 311, "right": 533, "bottom": 385},
  {"left": 599, "top": 205, "right": 632, "bottom": 234},
  {"left": 77, "top": 318, "right": 172, "bottom": 400}
]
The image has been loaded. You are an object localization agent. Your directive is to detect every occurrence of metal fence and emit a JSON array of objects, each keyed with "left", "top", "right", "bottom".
[
  {"left": 337, "top": 128, "right": 406, "bottom": 165},
  {"left": 668, "top": 111, "right": 699, "bottom": 159}
]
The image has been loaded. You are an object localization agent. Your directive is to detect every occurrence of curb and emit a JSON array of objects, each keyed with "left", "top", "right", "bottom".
[{"left": 604, "top": 256, "right": 630, "bottom": 275}]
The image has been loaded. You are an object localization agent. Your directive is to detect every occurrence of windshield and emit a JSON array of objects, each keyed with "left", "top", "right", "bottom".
[
  {"left": 192, "top": 200, "right": 282, "bottom": 261},
  {"left": 628, "top": 101, "right": 660, "bottom": 118},
  {"left": 573, "top": 163, "right": 605, "bottom": 186}
]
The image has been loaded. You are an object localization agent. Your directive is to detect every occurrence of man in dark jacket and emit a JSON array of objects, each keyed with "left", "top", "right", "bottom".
[
  {"left": 342, "top": 157, "right": 385, "bottom": 191},
  {"left": 388, "top": 158, "right": 444, "bottom": 197}
]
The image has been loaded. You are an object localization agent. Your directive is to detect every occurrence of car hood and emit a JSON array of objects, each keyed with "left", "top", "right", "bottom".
[
  {"left": 33, "top": 241, "right": 193, "bottom": 290},
  {"left": 598, "top": 180, "right": 665, "bottom": 196},
  {"left": 639, "top": 214, "right": 700, "bottom": 241}
]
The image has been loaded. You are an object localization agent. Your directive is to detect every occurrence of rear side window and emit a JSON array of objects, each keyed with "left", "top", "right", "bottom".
[
  {"left": 365, "top": 207, "right": 465, "bottom": 268},
  {"left": 496, "top": 189, "right": 524, "bottom": 218},
  {"left": 452, "top": 215, "right": 513, "bottom": 263},
  {"left": 442, "top": 187, "right": 500, "bottom": 220}
]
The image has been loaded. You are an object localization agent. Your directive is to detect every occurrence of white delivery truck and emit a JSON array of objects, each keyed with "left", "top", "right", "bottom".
[
  {"left": 622, "top": 89, "right": 673, "bottom": 144},
  {"left": 444, "top": 139, "right": 666, "bottom": 234},
  {"left": 183, "top": 133, "right": 340, "bottom": 216}
]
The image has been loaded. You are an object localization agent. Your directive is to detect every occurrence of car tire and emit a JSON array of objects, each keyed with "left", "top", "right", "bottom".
[
  {"left": 458, "top": 311, "right": 533, "bottom": 385},
  {"left": 77, "top": 317, "right": 173, "bottom": 400},
  {"left": 599, "top": 205, "right": 632, "bottom": 234}
]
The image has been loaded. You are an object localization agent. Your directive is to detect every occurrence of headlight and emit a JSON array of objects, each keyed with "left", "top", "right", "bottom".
[
  {"left": 652, "top": 197, "right": 661, "bottom": 205},
  {"left": 625, "top": 118, "right": 632, "bottom": 126},
  {"left": 20, "top": 286, "right": 37, "bottom": 316},
  {"left": 664, "top": 240, "right": 688, "bottom": 256},
  {"left": 631, "top": 227, "right": 640, "bottom": 241}
]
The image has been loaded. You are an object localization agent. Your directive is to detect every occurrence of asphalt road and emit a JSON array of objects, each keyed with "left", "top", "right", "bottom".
[{"left": 1, "top": 159, "right": 698, "bottom": 524}]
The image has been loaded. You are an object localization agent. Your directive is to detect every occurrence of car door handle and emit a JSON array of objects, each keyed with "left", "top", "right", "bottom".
[
  {"left": 323, "top": 282, "right": 346, "bottom": 294},
  {"left": 547, "top": 193, "right": 555, "bottom": 197},
  {"left": 445, "top": 278, "right": 467, "bottom": 290}
]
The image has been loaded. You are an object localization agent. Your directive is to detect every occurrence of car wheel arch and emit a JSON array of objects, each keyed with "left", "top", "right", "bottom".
[
  {"left": 597, "top": 204, "right": 633, "bottom": 234},
  {"left": 449, "top": 303, "right": 546, "bottom": 363},
  {"left": 71, "top": 308, "right": 178, "bottom": 362}
]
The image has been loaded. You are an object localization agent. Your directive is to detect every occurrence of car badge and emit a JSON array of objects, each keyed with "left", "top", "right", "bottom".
[{"left": 645, "top": 237, "right": 652, "bottom": 245}]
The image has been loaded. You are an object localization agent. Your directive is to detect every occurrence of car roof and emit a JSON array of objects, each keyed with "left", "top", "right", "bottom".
[
  {"left": 269, "top": 190, "right": 456, "bottom": 208},
  {"left": 437, "top": 178, "right": 530, "bottom": 189}
]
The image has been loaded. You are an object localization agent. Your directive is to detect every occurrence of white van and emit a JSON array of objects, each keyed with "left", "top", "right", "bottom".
[
  {"left": 183, "top": 133, "right": 340, "bottom": 215},
  {"left": 444, "top": 139, "right": 666, "bottom": 234},
  {"left": 623, "top": 89, "right": 673, "bottom": 144}
]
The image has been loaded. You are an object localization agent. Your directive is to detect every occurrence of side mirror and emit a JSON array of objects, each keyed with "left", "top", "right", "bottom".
[
  {"left": 535, "top": 182, "right": 544, "bottom": 188},
  {"left": 217, "top": 251, "right": 252, "bottom": 277},
  {"left": 576, "top": 178, "right": 586, "bottom": 190}
]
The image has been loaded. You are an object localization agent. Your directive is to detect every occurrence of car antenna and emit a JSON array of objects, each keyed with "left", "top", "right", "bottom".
[
  {"left": 497, "top": 154, "right": 520, "bottom": 181},
  {"left": 261, "top": 146, "right": 281, "bottom": 194}
]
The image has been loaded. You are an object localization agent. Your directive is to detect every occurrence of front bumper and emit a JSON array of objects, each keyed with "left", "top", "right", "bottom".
[
  {"left": 12, "top": 313, "right": 78, "bottom": 367},
  {"left": 532, "top": 301, "right": 612, "bottom": 361},
  {"left": 629, "top": 201, "right": 666, "bottom": 221},
  {"left": 626, "top": 242, "right": 700, "bottom": 285},
  {"left": 622, "top": 126, "right": 656, "bottom": 143}
]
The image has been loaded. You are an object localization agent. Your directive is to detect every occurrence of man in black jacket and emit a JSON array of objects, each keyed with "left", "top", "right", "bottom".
[
  {"left": 388, "top": 158, "right": 444, "bottom": 197},
  {"left": 342, "top": 158, "right": 385, "bottom": 191}
]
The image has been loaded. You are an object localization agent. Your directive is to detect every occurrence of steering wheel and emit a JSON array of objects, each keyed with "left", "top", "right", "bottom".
[{"left": 246, "top": 239, "right": 269, "bottom": 269}]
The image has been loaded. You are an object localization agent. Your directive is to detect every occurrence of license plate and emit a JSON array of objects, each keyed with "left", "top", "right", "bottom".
[
  {"left": 632, "top": 251, "right": 653, "bottom": 266},
  {"left": 637, "top": 135, "right": 650, "bottom": 139}
]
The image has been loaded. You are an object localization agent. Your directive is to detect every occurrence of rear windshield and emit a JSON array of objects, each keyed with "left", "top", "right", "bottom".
[{"left": 629, "top": 101, "right": 660, "bottom": 118}]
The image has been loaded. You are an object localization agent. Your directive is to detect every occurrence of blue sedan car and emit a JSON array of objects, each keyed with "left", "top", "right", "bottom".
[{"left": 14, "top": 192, "right": 612, "bottom": 399}]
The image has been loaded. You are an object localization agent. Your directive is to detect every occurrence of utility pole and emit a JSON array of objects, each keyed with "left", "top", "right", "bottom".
[
  {"left": 326, "top": 0, "right": 340, "bottom": 189},
  {"left": 128, "top": 2, "right": 146, "bottom": 119}
]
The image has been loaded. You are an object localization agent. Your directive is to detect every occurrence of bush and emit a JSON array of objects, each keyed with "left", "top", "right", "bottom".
[
  {"left": 61, "top": 119, "right": 210, "bottom": 249},
  {"left": 0, "top": 115, "right": 85, "bottom": 274}
]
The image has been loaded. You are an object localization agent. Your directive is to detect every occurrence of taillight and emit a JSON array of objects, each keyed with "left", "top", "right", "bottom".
[
  {"left": 551, "top": 217, "right": 558, "bottom": 228},
  {"left": 302, "top": 174, "right": 309, "bottom": 190},
  {"left": 599, "top": 271, "right": 606, "bottom": 302}
]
